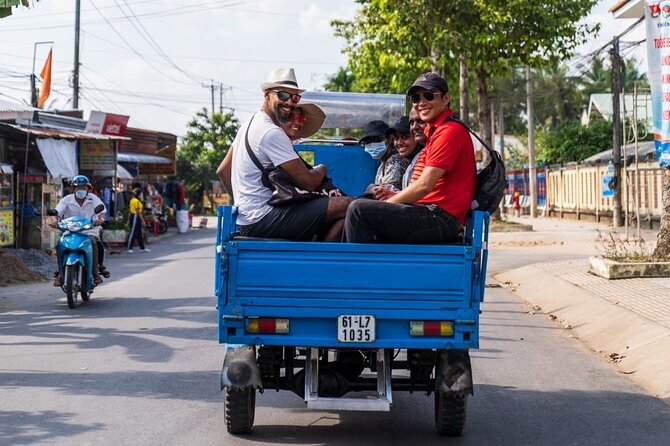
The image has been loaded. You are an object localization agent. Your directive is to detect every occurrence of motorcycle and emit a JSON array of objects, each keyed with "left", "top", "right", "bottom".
[
  {"left": 48, "top": 204, "right": 105, "bottom": 309},
  {"left": 145, "top": 209, "right": 168, "bottom": 235}
]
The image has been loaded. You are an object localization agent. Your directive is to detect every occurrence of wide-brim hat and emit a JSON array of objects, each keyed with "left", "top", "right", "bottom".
[
  {"left": 359, "top": 120, "right": 389, "bottom": 144},
  {"left": 260, "top": 67, "right": 305, "bottom": 94},
  {"left": 293, "top": 102, "right": 325, "bottom": 139}
]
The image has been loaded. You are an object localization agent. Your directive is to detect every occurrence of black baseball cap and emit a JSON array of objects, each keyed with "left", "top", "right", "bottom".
[
  {"left": 407, "top": 72, "right": 449, "bottom": 95},
  {"left": 359, "top": 120, "right": 389, "bottom": 144},
  {"left": 385, "top": 116, "right": 410, "bottom": 136}
]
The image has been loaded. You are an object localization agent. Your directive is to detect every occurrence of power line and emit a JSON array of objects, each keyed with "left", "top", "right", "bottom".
[
  {"left": 0, "top": 0, "right": 249, "bottom": 33},
  {"left": 88, "top": 0, "right": 191, "bottom": 85}
]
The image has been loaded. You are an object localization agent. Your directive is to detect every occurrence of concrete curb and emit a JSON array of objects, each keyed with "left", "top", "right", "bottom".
[{"left": 495, "top": 264, "right": 670, "bottom": 402}]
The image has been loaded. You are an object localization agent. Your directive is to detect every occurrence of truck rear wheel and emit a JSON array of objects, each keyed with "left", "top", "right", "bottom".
[
  {"left": 224, "top": 387, "right": 255, "bottom": 435},
  {"left": 435, "top": 390, "right": 467, "bottom": 436}
]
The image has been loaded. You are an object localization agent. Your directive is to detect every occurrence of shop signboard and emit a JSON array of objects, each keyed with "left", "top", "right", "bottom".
[
  {"left": 645, "top": 1, "right": 670, "bottom": 168},
  {"left": 80, "top": 140, "right": 114, "bottom": 170},
  {"left": 85, "top": 111, "right": 129, "bottom": 137},
  {"left": 139, "top": 142, "right": 176, "bottom": 176},
  {"left": 0, "top": 209, "right": 14, "bottom": 246}
]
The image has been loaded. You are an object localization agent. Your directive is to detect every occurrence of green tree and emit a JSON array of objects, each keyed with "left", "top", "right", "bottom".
[
  {"left": 332, "top": 0, "right": 599, "bottom": 145},
  {"left": 176, "top": 108, "right": 239, "bottom": 212},
  {"left": 324, "top": 67, "right": 356, "bottom": 92},
  {"left": 536, "top": 119, "right": 612, "bottom": 165}
]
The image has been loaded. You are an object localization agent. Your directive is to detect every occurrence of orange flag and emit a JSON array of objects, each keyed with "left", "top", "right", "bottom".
[{"left": 37, "top": 48, "right": 52, "bottom": 108}]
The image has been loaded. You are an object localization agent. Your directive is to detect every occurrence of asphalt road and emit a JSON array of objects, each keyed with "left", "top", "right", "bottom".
[{"left": 1, "top": 225, "right": 669, "bottom": 446}]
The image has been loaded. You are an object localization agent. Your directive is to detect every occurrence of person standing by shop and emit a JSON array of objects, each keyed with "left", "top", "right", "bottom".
[{"left": 127, "top": 188, "right": 150, "bottom": 253}]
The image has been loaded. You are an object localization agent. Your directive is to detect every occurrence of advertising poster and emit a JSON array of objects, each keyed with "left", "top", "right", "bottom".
[
  {"left": 80, "top": 140, "right": 114, "bottom": 170},
  {"left": 645, "top": 0, "right": 670, "bottom": 167},
  {"left": 0, "top": 210, "right": 14, "bottom": 246}
]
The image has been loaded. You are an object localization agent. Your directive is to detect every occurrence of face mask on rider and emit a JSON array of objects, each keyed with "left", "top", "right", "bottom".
[
  {"left": 364, "top": 142, "right": 387, "bottom": 160},
  {"left": 74, "top": 189, "right": 87, "bottom": 200}
]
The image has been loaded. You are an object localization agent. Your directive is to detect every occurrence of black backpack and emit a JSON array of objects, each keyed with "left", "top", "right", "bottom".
[{"left": 446, "top": 117, "right": 508, "bottom": 214}]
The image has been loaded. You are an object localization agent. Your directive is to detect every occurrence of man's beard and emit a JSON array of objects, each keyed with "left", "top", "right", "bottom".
[{"left": 273, "top": 102, "right": 292, "bottom": 125}]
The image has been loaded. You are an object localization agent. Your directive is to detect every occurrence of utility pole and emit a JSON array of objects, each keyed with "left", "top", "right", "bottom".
[
  {"left": 219, "top": 82, "right": 223, "bottom": 114},
  {"left": 73, "top": 0, "right": 81, "bottom": 109},
  {"left": 611, "top": 39, "right": 623, "bottom": 227},
  {"left": 526, "top": 66, "right": 537, "bottom": 218},
  {"left": 202, "top": 80, "right": 219, "bottom": 116},
  {"left": 498, "top": 97, "right": 505, "bottom": 163}
]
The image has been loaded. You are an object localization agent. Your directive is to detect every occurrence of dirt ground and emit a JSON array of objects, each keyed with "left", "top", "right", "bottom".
[{"left": 0, "top": 248, "right": 45, "bottom": 287}]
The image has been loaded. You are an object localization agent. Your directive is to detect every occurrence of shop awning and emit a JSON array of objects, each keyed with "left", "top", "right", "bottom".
[
  {"left": 0, "top": 122, "right": 130, "bottom": 141},
  {"left": 0, "top": 99, "right": 37, "bottom": 120},
  {"left": 91, "top": 164, "right": 134, "bottom": 180},
  {"left": 117, "top": 152, "right": 172, "bottom": 164},
  {"left": 0, "top": 163, "right": 14, "bottom": 174}
]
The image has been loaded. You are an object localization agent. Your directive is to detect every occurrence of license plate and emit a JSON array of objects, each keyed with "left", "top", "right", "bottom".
[{"left": 337, "top": 315, "right": 375, "bottom": 343}]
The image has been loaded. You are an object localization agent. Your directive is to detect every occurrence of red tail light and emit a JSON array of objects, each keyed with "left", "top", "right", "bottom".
[
  {"left": 409, "top": 321, "right": 453, "bottom": 337},
  {"left": 245, "top": 317, "right": 289, "bottom": 334}
]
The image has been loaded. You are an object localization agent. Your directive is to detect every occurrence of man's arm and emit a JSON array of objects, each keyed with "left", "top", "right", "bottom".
[
  {"left": 278, "top": 159, "right": 327, "bottom": 191},
  {"left": 384, "top": 166, "right": 445, "bottom": 204},
  {"left": 216, "top": 145, "right": 234, "bottom": 194}
]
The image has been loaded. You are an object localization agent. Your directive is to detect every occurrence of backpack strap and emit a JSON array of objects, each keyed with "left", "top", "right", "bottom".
[
  {"left": 243, "top": 114, "right": 266, "bottom": 174},
  {"left": 443, "top": 116, "right": 497, "bottom": 158}
]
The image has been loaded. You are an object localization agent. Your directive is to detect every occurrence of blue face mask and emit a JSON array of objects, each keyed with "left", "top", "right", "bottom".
[
  {"left": 364, "top": 142, "right": 387, "bottom": 160},
  {"left": 74, "top": 189, "right": 87, "bottom": 200}
]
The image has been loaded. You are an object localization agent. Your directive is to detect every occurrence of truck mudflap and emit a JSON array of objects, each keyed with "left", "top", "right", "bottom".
[
  {"left": 220, "top": 345, "right": 262, "bottom": 391},
  {"left": 435, "top": 349, "right": 473, "bottom": 396}
]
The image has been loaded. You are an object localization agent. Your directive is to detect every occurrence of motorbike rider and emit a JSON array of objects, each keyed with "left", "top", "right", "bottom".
[{"left": 51, "top": 175, "right": 108, "bottom": 286}]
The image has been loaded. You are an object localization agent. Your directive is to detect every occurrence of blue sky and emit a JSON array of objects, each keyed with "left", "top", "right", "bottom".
[{"left": 0, "top": 0, "right": 645, "bottom": 137}]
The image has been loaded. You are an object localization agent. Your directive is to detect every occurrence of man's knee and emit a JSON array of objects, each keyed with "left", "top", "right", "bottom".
[{"left": 326, "top": 196, "right": 354, "bottom": 219}]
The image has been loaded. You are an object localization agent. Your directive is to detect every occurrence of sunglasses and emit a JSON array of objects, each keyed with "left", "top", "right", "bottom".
[
  {"left": 409, "top": 91, "right": 441, "bottom": 104},
  {"left": 290, "top": 111, "right": 307, "bottom": 125},
  {"left": 271, "top": 89, "right": 301, "bottom": 103}
]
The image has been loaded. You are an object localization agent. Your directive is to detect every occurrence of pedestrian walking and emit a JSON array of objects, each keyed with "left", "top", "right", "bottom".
[{"left": 127, "top": 188, "right": 150, "bottom": 253}]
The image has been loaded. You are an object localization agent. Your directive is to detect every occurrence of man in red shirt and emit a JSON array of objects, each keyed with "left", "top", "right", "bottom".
[{"left": 342, "top": 72, "right": 476, "bottom": 243}]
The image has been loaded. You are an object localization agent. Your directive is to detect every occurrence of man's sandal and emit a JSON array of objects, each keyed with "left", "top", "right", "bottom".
[
  {"left": 53, "top": 272, "right": 62, "bottom": 287},
  {"left": 99, "top": 266, "right": 111, "bottom": 278}
]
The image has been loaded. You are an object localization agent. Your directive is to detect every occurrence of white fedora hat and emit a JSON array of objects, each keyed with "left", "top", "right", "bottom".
[
  {"left": 292, "top": 102, "right": 325, "bottom": 139},
  {"left": 260, "top": 67, "right": 305, "bottom": 93}
]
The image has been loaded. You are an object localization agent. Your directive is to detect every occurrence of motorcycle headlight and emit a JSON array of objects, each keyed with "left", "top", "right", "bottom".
[{"left": 66, "top": 221, "right": 82, "bottom": 232}]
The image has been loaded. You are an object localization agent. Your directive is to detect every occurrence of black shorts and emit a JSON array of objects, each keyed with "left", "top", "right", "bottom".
[{"left": 238, "top": 198, "right": 328, "bottom": 241}]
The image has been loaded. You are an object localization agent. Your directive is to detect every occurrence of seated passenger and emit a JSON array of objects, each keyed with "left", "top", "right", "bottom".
[
  {"left": 342, "top": 72, "right": 476, "bottom": 244},
  {"left": 385, "top": 115, "right": 425, "bottom": 190},
  {"left": 404, "top": 109, "right": 428, "bottom": 189},
  {"left": 215, "top": 67, "right": 352, "bottom": 241},
  {"left": 360, "top": 120, "right": 409, "bottom": 193}
]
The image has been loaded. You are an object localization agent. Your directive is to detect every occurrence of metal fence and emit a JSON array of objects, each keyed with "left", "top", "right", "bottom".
[{"left": 507, "top": 161, "right": 665, "bottom": 226}]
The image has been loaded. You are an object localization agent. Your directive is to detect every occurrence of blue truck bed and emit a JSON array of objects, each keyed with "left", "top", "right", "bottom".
[{"left": 215, "top": 205, "right": 489, "bottom": 350}]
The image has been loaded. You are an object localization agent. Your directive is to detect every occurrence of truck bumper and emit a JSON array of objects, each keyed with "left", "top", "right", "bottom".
[{"left": 220, "top": 344, "right": 262, "bottom": 390}]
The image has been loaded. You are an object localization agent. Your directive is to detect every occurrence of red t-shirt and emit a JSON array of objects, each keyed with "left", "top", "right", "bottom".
[{"left": 410, "top": 109, "right": 476, "bottom": 225}]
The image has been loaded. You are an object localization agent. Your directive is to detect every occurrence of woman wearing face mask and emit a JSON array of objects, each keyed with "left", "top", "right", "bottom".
[{"left": 360, "top": 120, "right": 409, "bottom": 193}]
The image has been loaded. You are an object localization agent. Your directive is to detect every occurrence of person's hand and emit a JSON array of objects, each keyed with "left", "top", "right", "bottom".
[
  {"left": 374, "top": 186, "right": 397, "bottom": 201},
  {"left": 48, "top": 221, "right": 57, "bottom": 229},
  {"left": 94, "top": 217, "right": 104, "bottom": 226},
  {"left": 313, "top": 164, "right": 328, "bottom": 175}
]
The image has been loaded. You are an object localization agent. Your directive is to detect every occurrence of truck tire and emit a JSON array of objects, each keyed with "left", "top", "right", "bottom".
[
  {"left": 64, "top": 264, "right": 79, "bottom": 309},
  {"left": 224, "top": 387, "right": 255, "bottom": 435},
  {"left": 435, "top": 390, "right": 467, "bottom": 436}
]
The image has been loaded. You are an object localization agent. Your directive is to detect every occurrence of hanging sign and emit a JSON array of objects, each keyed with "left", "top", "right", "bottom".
[
  {"left": 645, "top": 1, "right": 670, "bottom": 168},
  {"left": 602, "top": 164, "right": 615, "bottom": 198}
]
